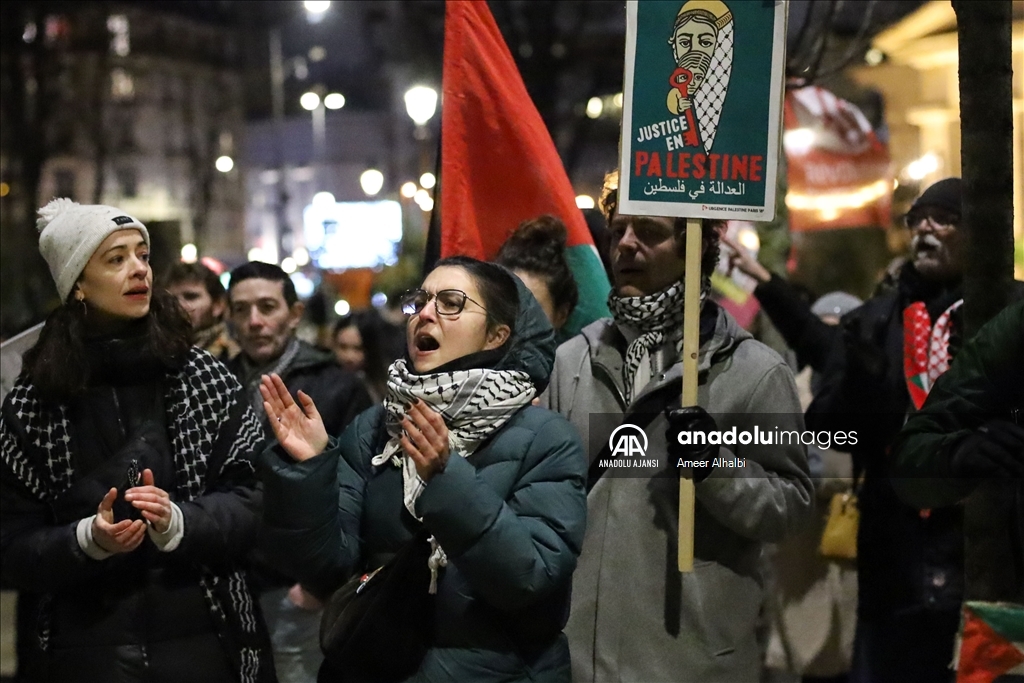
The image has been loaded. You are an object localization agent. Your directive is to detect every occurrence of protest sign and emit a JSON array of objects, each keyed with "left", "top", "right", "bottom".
[{"left": 619, "top": 0, "right": 788, "bottom": 221}]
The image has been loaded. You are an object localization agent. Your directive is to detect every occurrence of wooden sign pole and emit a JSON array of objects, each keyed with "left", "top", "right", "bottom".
[{"left": 678, "top": 217, "right": 702, "bottom": 572}]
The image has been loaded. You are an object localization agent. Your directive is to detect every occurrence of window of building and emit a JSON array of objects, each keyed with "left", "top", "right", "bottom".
[
  {"left": 110, "top": 68, "right": 134, "bottom": 101},
  {"left": 54, "top": 169, "right": 75, "bottom": 199},
  {"left": 107, "top": 15, "right": 130, "bottom": 57},
  {"left": 116, "top": 166, "right": 138, "bottom": 198}
]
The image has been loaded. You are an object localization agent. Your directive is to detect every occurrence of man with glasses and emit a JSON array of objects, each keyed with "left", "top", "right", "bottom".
[{"left": 806, "top": 177, "right": 971, "bottom": 683}]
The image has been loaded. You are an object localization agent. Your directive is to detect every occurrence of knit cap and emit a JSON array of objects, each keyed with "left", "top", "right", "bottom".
[
  {"left": 909, "top": 177, "right": 962, "bottom": 217},
  {"left": 36, "top": 198, "right": 149, "bottom": 300}
]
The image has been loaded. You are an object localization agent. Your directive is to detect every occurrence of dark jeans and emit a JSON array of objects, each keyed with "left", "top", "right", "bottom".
[{"left": 850, "top": 608, "right": 959, "bottom": 683}]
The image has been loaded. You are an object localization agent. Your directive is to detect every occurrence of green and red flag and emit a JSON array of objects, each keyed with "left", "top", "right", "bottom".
[
  {"left": 956, "top": 602, "right": 1024, "bottom": 683},
  {"left": 437, "top": 0, "right": 610, "bottom": 337}
]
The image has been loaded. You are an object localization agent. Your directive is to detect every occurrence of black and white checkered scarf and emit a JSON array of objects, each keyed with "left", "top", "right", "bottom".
[
  {"left": 371, "top": 358, "right": 536, "bottom": 520},
  {"left": 0, "top": 348, "right": 272, "bottom": 683},
  {"left": 608, "top": 280, "right": 704, "bottom": 405}
]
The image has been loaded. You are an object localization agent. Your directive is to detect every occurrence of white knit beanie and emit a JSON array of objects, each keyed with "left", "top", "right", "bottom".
[{"left": 36, "top": 198, "right": 150, "bottom": 301}]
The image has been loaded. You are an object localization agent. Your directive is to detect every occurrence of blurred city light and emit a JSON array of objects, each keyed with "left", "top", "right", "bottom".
[
  {"left": 304, "top": 200, "right": 403, "bottom": 270},
  {"left": 312, "top": 191, "right": 336, "bottom": 206},
  {"left": 360, "top": 169, "right": 384, "bottom": 196},
  {"left": 107, "top": 15, "right": 130, "bottom": 57},
  {"left": 586, "top": 97, "right": 603, "bottom": 119},
  {"left": 371, "top": 292, "right": 388, "bottom": 308},
  {"left": 575, "top": 195, "right": 595, "bottom": 209},
  {"left": 324, "top": 92, "right": 346, "bottom": 110},
  {"left": 180, "top": 243, "right": 198, "bottom": 263},
  {"left": 334, "top": 299, "right": 351, "bottom": 316},
  {"left": 304, "top": 1, "right": 331, "bottom": 15},
  {"left": 290, "top": 272, "right": 315, "bottom": 299},
  {"left": 613, "top": 93, "right": 624, "bottom": 108},
  {"left": 0, "top": 182, "right": 9, "bottom": 197},
  {"left": 419, "top": 196, "right": 434, "bottom": 212},
  {"left": 280, "top": 257, "right": 297, "bottom": 274},
  {"left": 219, "top": 272, "right": 231, "bottom": 290},
  {"left": 215, "top": 155, "right": 234, "bottom": 173},
  {"left": 404, "top": 86, "right": 438, "bottom": 125},
  {"left": 737, "top": 228, "right": 760, "bottom": 251},
  {"left": 400, "top": 182, "right": 418, "bottom": 198},
  {"left": 414, "top": 189, "right": 431, "bottom": 207},
  {"left": 300, "top": 91, "right": 321, "bottom": 111},
  {"left": 783, "top": 128, "right": 815, "bottom": 155},
  {"left": 247, "top": 247, "right": 266, "bottom": 262},
  {"left": 905, "top": 153, "right": 939, "bottom": 181},
  {"left": 292, "top": 247, "right": 310, "bottom": 266},
  {"left": 419, "top": 172, "right": 436, "bottom": 189},
  {"left": 865, "top": 48, "right": 885, "bottom": 66},
  {"left": 786, "top": 179, "right": 891, "bottom": 218}
]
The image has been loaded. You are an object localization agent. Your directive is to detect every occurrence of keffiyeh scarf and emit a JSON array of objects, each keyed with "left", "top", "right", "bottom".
[
  {"left": 372, "top": 359, "right": 536, "bottom": 517},
  {"left": 371, "top": 359, "right": 536, "bottom": 591},
  {"left": 608, "top": 281, "right": 704, "bottom": 405}
]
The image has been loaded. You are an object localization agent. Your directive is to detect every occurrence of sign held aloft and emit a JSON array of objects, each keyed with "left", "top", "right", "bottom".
[{"left": 619, "top": 0, "right": 788, "bottom": 221}]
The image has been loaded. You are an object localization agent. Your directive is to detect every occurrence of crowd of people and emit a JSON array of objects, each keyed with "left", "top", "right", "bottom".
[{"left": 0, "top": 174, "right": 1020, "bottom": 683}]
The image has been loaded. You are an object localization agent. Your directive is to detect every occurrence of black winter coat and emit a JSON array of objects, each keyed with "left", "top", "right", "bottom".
[
  {"left": 806, "top": 265, "right": 966, "bottom": 620},
  {"left": 0, "top": 338, "right": 275, "bottom": 683},
  {"left": 754, "top": 273, "right": 839, "bottom": 372},
  {"left": 230, "top": 339, "right": 372, "bottom": 439}
]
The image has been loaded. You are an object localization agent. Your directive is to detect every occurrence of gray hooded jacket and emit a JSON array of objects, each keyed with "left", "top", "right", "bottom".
[{"left": 542, "top": 304, "right": 813, "bottom": 683}]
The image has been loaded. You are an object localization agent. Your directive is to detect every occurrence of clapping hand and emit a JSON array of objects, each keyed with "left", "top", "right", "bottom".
[
  {"left": 400, "top": 400, "right": 450, "bottom": 482},
  {"left": 92, "top": 488, "right": 146, "bottom": 554},
  {"left": 124, "top": 469, "right": 172, "bottom": 533},
  {"left": 261, "top": 373, "right": 329, "bottom": 462}
]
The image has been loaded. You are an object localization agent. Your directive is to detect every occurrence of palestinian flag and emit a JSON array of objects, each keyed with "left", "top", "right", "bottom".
[
  {"left": 956, "top": 602, "right": 1024, "bottom": 683},
  {"left": 435, "top": 0, "right": 611, "bottom": 338}
]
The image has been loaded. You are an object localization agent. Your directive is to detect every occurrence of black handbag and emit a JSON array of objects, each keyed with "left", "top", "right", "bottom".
[{"left": 318, "top": 530, "right": 436, "bottom": 682}]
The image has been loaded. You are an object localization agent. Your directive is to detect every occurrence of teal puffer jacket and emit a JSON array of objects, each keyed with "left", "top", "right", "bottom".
[{"left": 259, "top": 277, "right": 588, "bottom": 682}]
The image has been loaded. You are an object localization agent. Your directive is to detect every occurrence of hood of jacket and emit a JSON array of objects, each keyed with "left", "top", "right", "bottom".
[{"left": 493, "top": 274, "right": 557, "bottom": 394}]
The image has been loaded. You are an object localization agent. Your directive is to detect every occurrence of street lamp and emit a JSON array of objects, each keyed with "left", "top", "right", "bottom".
[
  {"left": 301, "top": 91, "right": 327, "bottom": 190},
  {"left": 300, "top": 92, "right": 321, "bottom": 111},
  {"left": 324, "top": 92, "right": 346, "bottom": 110},
  {"left": 304, "top": 1, "right": 331, "bottom": 15},
  {"left": 575, "top": 195, "right": 595, "bottom": 209},
  {"left": 360, "top": 169, "right": 384, "bottom": 196},
  {"left": 404, "top": 86, "right": 438, "bottom": 126}
]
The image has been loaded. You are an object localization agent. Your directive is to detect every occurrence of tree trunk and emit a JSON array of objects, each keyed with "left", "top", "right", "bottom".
[{"left": 952, "top": 0, "right": 1019, "bottom": 604}]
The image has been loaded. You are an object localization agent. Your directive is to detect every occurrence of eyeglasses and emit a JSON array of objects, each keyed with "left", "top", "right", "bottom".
[
  {"left": 400, "top": 288, "right": 485, "bottom": 317},
  {"left": 905, "top": 210, "right": 959, "bottom": 231}
]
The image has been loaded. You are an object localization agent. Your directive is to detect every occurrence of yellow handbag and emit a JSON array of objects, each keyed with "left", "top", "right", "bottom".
[{"left": 819, "top": 490, "right": 859, "bottom": 560}]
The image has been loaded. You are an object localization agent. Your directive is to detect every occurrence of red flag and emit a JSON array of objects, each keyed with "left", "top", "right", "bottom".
[
  {"left": 440, "top": 0, "right": 591, "bottom": 259},
  {"left": 440, "top": 0, "right": 610, "bottom": 335}
]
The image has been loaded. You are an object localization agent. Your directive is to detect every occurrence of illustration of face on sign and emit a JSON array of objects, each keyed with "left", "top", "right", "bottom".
[{"left": 666, "top": 0, "right": 734, "bottom": 153}]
